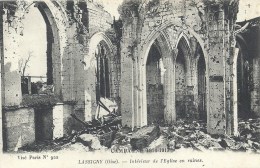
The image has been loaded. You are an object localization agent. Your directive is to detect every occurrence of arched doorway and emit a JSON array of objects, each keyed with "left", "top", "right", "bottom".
[
  {"left": 236, "top": 39, "right": 252, "bottom": 119},
  {"left": 146, "top": 42, "right": 165, "bottom": 124},
  {"left": 197, "top": 47, "right": 207, "bottom": 121},
  {"left": 135, "top": 27, "right": 209, "bottom": 128},
  {"left": 175, "top": 37, "right": 189, "bottom": 119}
]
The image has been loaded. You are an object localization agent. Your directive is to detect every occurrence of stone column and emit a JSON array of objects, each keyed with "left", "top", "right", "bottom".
[
  {"left": 189, "top": 57, "right": 199, "bottom": 119},
  {"left": 251, "top": 55, "right": 260, "bottom": 117},
  {"left": 120, "top": 4, "right": 140, "bottom": 128},
  {"left": 163, "top": 48, "right": 178, "bottom": 123},
  {"left": 120, "top": 41, "right": 135, "bottom": 127},
  {"left": 2, "top": 5, "right": 22, "bottom": 107},
  {"left": 230, "top": 46, "right": 240, "bottom": 136},
  {"left": 205, "top": 1, "right": 239, "bottom": 135}
]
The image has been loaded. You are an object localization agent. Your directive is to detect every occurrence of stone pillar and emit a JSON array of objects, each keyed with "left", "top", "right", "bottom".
[
  {"left": 189, "top": 43, "right": 200, "bottom": 120},
  {"left": 120, "top": 45, "right": 135, "bottom": 127},
  {"left": 205, "top": 1, "right": 239, "bottom": 135},
  {"left": 185, "top": 61, "right": 197, "bottom": 120},
  {"left": 251, "top": 56, "right": 260, "bottom": 117},
  {"left": 230, "top": 47, "right": 240, "bottom": 136},
  {"left": 83, "top": 41, "right": 97, "bottom": 121},
  {"left": 163, "top": 49, "right": 177, "bottom": 123},
  {"left": 120, "top": 2, "right": 140, "bottom": 128},
  {"left": 2, "top": 5, "right": 22, "bottom": 107}
]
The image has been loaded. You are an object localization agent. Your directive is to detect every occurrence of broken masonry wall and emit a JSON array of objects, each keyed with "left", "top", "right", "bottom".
[
  {"left": 1, "top": 1, "right": 83, "bottom": 151},
  {"left": 3, "top": 104, "right": 76, "bottom": 152},
  {"left": 88, "top": 2, "right": 113, "bottom": 36},
  {"left": 3, "top": 107, "right": 35, "bottom": 152}
]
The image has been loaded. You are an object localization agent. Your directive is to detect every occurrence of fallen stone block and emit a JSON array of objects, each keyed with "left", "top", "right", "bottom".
[
  {"left": 97, "top": 131, "right": 116, "bottom": 148},
  {"left": 146, "top": 133, "right": 168, "bottom": 151},
  {"left": 130, "top": 125, "right": 160, "bottom": 150},
  {"left": 77, "top": 134, "right": 102, "bottom": 150},
  {"left": 219, "top": 138, "right": 236, "bottom": 148}
]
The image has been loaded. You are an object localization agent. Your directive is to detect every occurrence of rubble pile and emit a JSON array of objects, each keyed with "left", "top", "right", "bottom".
[
  {"left": 19, "top": 111, "right": 121, "bottom": 152},
  {"left": 157, "top": 119, "right": 260, "bottom": 153},
  {"left": 19, "top": 118, "right": 260, "bottom": 154}
]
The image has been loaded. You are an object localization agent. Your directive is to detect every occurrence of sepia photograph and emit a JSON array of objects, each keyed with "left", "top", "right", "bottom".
[{"left": 0, "top": 0, "right": 259, "bottom": 167}]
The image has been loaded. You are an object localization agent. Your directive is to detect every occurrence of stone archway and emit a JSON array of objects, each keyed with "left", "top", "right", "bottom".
[
  {"left": 128, "top": 23, "right": 209, "bottom": 128},
  {"left": 2, "top": 1, "right": 67, "bottom": 105},
  {"left": 146, "top": 41, "right": 164, "bottom": 124},
  {"left": 175, "top": 36, "right": 190, "bottom": 119},
  {"left": 139, "top": 32, "right": 174, "bottom": 127},
  {"left": 32, "top": 1, "right": 67, "bottom": 98},
  {"left": 174, "top": 32, "right": 209, "bottom": 122},
  {"left": 172, "top": 32, "right": 209, "bottom": 122},
  {"left": 234, "top": 36, "right": 252, "bottom": 119},
  {"left": 137, "top": 27, "right": 209, "bottom": 126},
  {"left": 84, "top": 32, "right": 115, "bottom": 121},
  {"left": 37, "top": 2, "right": 61, "bottom": 95}
]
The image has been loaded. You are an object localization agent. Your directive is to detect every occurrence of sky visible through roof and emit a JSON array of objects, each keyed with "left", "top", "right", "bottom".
[{"left": 19, "top": 0, "right": 259, "bottom": 78}]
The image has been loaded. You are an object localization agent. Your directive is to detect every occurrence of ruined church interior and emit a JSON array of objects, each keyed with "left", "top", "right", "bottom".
[{"left": 0, "top": 0, "right": 259, "bottom": 153}]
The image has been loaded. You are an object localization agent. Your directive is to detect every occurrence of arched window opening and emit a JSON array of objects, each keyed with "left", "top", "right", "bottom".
[
  {"left": 236, "top": 42, "right": 252, "bottom": 119},
  {"left": 197, "top": 51, "right": 207, "bottom": 121},
  {"left": 146, "top": 43, "right": 165, "bottom": 125},
  {"left": 95, "top": 42, "right": 110, "bottom": 101},
  {"left": 20, "top": 4, "right": 55, "bottom": 95}
]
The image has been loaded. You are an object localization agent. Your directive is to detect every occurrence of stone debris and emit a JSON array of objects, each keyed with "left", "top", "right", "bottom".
[
  {"left": 77, "top": 134, "right": 102, "bottom": 150},
  {"left": 130, "top": 125, "right": 160, "bottom": 150},
  {"left": 19, "top": 118, "right": 260, "bottom": 154}
]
